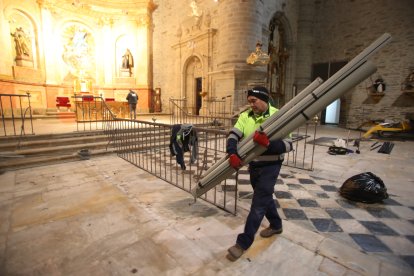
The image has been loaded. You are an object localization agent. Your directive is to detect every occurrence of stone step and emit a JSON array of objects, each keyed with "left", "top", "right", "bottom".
[
  {"left": 0, "top": 127, "right": 174, "bottom": 171},
  {"left": 0, "top": 140, "right": 170, "bottom": 171},
  {"left": 0, "top": 130, "right": 106, "bottom": 143},
  {"left": 6, "top": 140, "right": 112, "bottom": 156},
  {"left": 0, "top": 134, "right": 108, "bottom": 151},
  {"left": 45, "top": 112, "right": 76, "bottom": 118},
  {"left": 0, "top": 148, "right": 117, "bottom": 171},
  {"left": 0, "top": 128, "right": 173, "bottom": 152},
  {"left": 0, "top": 130, "right": 113, "bottom": 171}
]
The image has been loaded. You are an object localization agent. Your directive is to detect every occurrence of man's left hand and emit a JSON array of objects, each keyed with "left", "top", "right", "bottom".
[{"left": 253, "top": 131, "right": 270, "bottom": 148}]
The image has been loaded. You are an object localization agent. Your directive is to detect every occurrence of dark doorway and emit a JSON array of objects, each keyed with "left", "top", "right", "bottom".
[
  {"left": 195, "top": 77, "right": 202, "bottom": 115},
  {"left": 312, "top": 61, "right": 347, "bottom": 124}
]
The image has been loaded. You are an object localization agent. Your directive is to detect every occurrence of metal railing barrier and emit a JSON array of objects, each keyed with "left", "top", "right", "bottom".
[
  {"left": 169, "top": 98, "right": 235, "bottom": 129},
  {"left": 0, "top": 92, "right": 34, "bottom": 137},
  {"left": 107, "top": 119, "right": 239, "bottom": 214},
  {"left": 76, "top": 95, "right": 317, "bottom": 214}
]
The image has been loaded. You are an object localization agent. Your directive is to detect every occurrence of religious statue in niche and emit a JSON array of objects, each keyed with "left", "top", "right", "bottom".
[
  {"left": 179, "top": 0, "right": 204, "bottom": 36},
  {"left": 373, "top": 77, "right": 386, "bottom": 93},
  {"left": 190, "top": 0, "right": 201, "bottom": 17},
  {"left": 401, "top": 68, "right": 414, "bottom": 92},
  {"left": 189, "top": 0, "right": 202, "bottom": 31},
  {"left": 11, "top": 27, "right": 32, "bottom": 62},
  {"left": 121, "top": 48, "right": 134, "bottom": 77}
]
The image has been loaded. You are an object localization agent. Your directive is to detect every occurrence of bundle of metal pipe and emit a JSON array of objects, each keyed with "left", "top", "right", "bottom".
[{"left": 192, "top": 33, "right": 392, "bottom": 199}]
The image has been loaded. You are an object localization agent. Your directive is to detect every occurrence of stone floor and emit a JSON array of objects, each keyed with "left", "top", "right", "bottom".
[{"left": 0, "top": 117, "right": 413, "bottom": 275}]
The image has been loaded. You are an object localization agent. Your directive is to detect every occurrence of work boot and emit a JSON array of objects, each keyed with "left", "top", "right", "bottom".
[
  {"left": 226, "top": 244, "right": 244, "bottom": 261},
  {"left": 260, "top": 226, "right": 283, "bottom": 238}
]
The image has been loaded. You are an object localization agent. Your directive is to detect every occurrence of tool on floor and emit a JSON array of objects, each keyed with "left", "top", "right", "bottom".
[
  {"left": 346, "top": 130, "right": 351, "bottom": 148},
  {"left": 370, "top": 143, "right": 382, "bottom": 151},
  {"left": 378, "top": 141, "right": 394, "bottom": 154},
  {"left": 355, "top": 129, "right": 363, "bottom": 154},
  {"left": 353, "top": 139, "right": 360, "bottom": 154}
]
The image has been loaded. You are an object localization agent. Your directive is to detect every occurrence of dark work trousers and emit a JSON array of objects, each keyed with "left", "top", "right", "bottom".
[
  {"left": 236, "top": 163, "right": 282, "bottom": 250},
  {"left": 129, "top": 103, "right": 137, "bottom": 120},
  {"left": 171, "top": 140, "right": 186, "bottom": 170}
]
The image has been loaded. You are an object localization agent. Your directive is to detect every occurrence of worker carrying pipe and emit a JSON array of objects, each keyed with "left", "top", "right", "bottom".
[
  {"left": 192, "top": 33, "right": 392, "bottom": 200},
  {"left": 192, "top": 33, "right": 392, "bottom": 262},
  {"left": 225, "top": 85, "right": 293, "bottom": 261}
]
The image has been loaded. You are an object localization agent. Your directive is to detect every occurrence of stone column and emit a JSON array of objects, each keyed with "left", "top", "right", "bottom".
[
  {"left": 99, "top": 21, "right": 113, "bottom": 86},
  {"left": 216, "top": 0, "right": 263, "bottom": 69},
  {"left": 295, "top": 0, "right": 315, "bottom": 91},
  {"left": 213, "top": 0, "right": 267, "bottom": 110}
]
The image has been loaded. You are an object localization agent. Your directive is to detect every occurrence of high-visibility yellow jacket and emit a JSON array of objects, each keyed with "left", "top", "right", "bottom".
[{"left": 227, "top": 104, "right": 292, "bottom": 166}]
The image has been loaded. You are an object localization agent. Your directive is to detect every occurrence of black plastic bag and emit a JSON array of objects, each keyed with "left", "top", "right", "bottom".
[{"left": 339, "top": 172, "right": 388, "bottom": 203}]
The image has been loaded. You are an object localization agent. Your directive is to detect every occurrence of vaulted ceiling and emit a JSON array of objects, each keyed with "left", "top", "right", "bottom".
[{"left": 37, "top": 0, "right": 157, "bottom": 20}]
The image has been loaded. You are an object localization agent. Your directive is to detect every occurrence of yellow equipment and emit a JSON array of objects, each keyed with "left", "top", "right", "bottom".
[{"left": 362, "top": 119, "right": 412, "bottom": 139}]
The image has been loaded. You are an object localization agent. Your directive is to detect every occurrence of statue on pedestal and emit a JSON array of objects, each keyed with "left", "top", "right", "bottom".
[
  {"left": 121, "top": 48, "right": 134, "bottom": 77},
  {"left": 11, "top": 27, "right": 32, "bottom": 63}
]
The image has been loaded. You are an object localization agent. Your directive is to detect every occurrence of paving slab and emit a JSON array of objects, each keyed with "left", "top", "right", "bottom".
[{"left": 0, "top": 154, "right": 410, "bottom": 275}]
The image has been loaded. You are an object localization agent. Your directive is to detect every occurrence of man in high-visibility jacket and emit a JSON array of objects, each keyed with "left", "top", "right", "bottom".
[{"left": 226, "top": 86, "right": 292, "bottom": 261}]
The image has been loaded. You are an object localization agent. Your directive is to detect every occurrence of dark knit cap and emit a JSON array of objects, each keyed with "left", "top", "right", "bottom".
[{"left": 247, "top": 86, "right": 269, "bottom": 102}]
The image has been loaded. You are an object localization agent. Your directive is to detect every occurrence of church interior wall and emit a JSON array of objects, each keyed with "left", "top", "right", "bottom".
[
  {"left": 311, "top": 0, "right": 414, "bottom": 128},
  {"left": 152, "top": 0, "right": 293, "bottom": 114},
  {"left": 0, "top": 0, "right": 412, "bottom": 125},
  {"left": 0, "top": 0, "right": 152, "bottom": 115},
  {"left": 152, "top": 0, "right": 217, "bottom": 113},
  {"left": 153, "top": 0, "right": 412, "bottom": 126}
]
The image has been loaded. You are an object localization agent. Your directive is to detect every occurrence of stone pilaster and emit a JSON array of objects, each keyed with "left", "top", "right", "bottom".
[{"left": 295, "top": 0, "right": 315, "bottom": 92}]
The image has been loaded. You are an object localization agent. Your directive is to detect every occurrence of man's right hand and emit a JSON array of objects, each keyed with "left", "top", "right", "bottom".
[{"left": 229, "top": 153, "right": 243, "bottom": 170}]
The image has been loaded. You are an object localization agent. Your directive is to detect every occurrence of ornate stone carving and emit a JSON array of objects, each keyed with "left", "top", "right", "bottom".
[
  {"left": 11, "top": 27, "right": 33, "bottom": 62},
  {"left": 246, "top": 42, "right": 270, "bottom": 66},
  {"left": 61, "top": 24, "right": 95, "bottom": 78}
]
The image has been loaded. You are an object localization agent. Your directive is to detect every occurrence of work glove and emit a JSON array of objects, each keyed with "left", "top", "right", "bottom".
[
  {"left": 229, "top": 153, "right": 243, "bottom": 170},
  {"left": 253, "top": 131, "right": 270, "bottom": 148}
]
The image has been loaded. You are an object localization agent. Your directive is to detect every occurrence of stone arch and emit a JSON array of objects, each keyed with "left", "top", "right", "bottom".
[
  {"left": 267, "top": 11, "right": 294, "bottom": 107},
  {"left": 183, "top": 55, "right": 203, "bottom": 115}
]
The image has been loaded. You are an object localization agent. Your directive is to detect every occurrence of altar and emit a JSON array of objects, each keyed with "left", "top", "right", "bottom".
[{"left": 75, "top": 97, "right": 129, "bottom": 121}]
